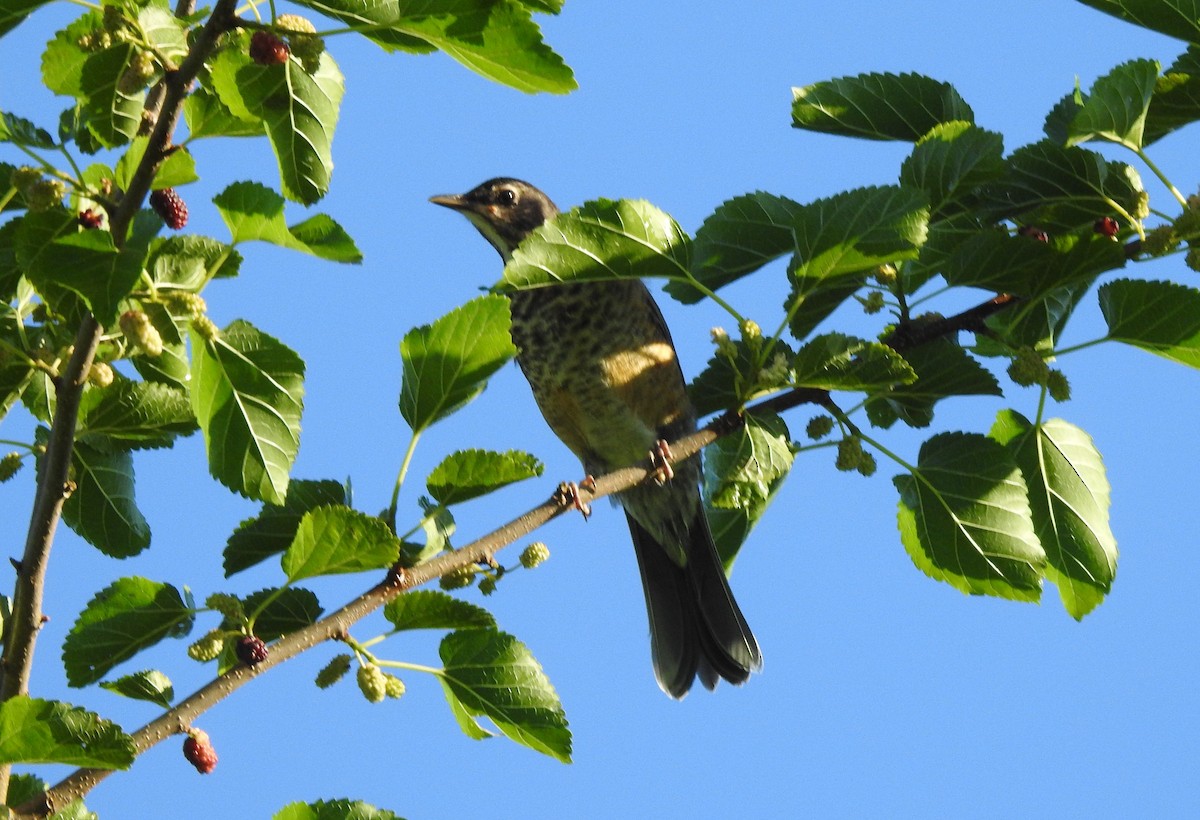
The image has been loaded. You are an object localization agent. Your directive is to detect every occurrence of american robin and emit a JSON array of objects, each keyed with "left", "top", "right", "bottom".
[{"left": 430, "top": 178, "right": 762, "bottom": 698}]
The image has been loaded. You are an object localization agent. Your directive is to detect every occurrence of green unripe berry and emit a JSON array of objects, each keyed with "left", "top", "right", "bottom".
[
  {"left": 478, "top": 576, "right": 497, "bottom": 596},
  {"left": 357, "top": 664, "right": 387, "bottom": 703},
  {"left": 835, "top": 437, "right": 864, "bottom": 472},
  {"left": 10, "top": 165, "right": 42, "bottom": 192},
  {"left": 739, "top": 319, "right": 762, "bottom": 341},
  {"left": 439, "top": 565, "right": 476, "bottom": 590},
  {"left": 862, "top": 291, "right": 885, "bottom": 314},
  {"left": 26, "top": 179, "right": 66, "bottom": 212},
  {"left": 204, "top": 592, "right": 244, "bottom": 622},
  {"left": 856, "top": 451, "right": 877, "bottom": 477},
  {"left": 805, "top": 415, "right": 834, "bottom": 440},
  {"left": 1186, "top": 245, "right": 1200, "bottom": 273},
  {"left": 87, "top": 361, "right": 114, "bottom": 388},
  {"left": 383, "top": 673, "right": 406, "bottom": 700},
  {"left": 187, "top": 629, "right": 226, "bottom": 662},
  {"left": 191, "top": 314, "right": 219, "bottom": 341},
  {"left": 117, "top": 50, "right": 157, "bottom": 94},
  {"left": 1006, "top": 346, "right": 1049, "bottom": 387},
  {"left": 520, "top": 541, "right": 550, "bottom": 569},
  {"left": 119, "top": 310, "right": 164, "bottom": 357},
  {"left": 1046, "top": 369, "right": 1071, "bottom": 402},
  {"left": 0, "top": 452, "right": 23, "bottom": 483},
  {"left": 1140, "top": 225, "right": 1178, "bottom": 258},
  {"left": 315, "top": 654, "right": 352, "bottom": 689}
]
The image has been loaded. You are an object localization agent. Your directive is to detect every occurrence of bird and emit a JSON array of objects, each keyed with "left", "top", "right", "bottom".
[{"left": 430, "top": 178, "right": 762, "bottom": 698}]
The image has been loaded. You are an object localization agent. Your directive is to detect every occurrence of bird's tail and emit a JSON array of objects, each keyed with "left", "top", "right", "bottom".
[{"left": 627, "top": 510, "right": 762, "bottom": 699}]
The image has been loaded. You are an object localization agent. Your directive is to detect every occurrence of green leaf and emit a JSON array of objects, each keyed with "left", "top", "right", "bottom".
[
  {"left": 688, "top": 336, "right": 796, "bottom": 416},
  {"left": 99, "top": 670, "right": 174, "bottom": 708},
  {"left": 62, "top": 577, "right": 194, "bottom": 687},
  {"left": 785, "top": 186, "right": 929, "bottom": 339},
  {"left": 1099, "top": 278, "right": 1200, "bottom": 367},
  {"left": 272, "top": 798, "right": 401, "bottom": 820},
  {"left": 15, "top": 208, "right": 145, "bottom": 326},
  {"left": 243, "top": 587, "right": 324, "bottom": 640},
  {"left": 893, "top": 432, "right": 1045, "bottom": 600},
  {"left": 147, "top": 234, "right": 241, "bottom": 288},
  {"left": 426, "top": 448, "right": 543, "bottom": 505},
  {"left": 0, "top": 111, "right": 55, "bottom": 148},
  {"left": 209, "top": 33, "right": 344, "bottom": 204},
  {"left": 438, "top": 629, "right": 571, "bottom": 762},
  {"left": 384, "top": 589, "right": 497, "bottom": 632},
  {"left": 1143, "top": 46, "right": 1200, "bottom": 144},
  {"left": 707, "top": 471, "right": 787, "bottom": 571},
  {"left": 190, "top": 319, "right": 305, "bottom": 504},
  {"left": 49, "top": 799, "right": 99, "bottom": 820},
  {"left": 42, "top": 13, "right": 97, "bottom": 95},
  {"left": 1, "top": 0, "right": 56, "bottom": 38},
  {"left": 182, "top": 87, "right": 264, "bottom": 139},
  {"left": 0, "top": 696, "right": 135, "bottom": 768},
  {"left": 136, "top": 2, "right": 188, "bottom": 63},
  {"left": 294, "top": 0, "right": 575, "bottom": 94},
  {"left": 981, "top": 279, "right": 1094, "bottom": 351},
  {"left": 79, "top": 379, "right": 197, "bottom": 449},
  {"left": 1073, "top": 0, "right": 1200, "bottom": 43},
  {"left": 399, "top": 294, "right": 516, "bottom": 431},
  {"left": 667, "top": 191, "right": 803, "bottom": 303},
  {"left": 501, "top": 199, "right": 690, "bottom": 290},
  {"left": 281, "top": 506, "right": 401, "bottom": 582},
  {"left": 980, "top": 140, "right": 1145, "bottom": 232},
  {"left": 59, "top": 438, "right": 151, "bottom": 558},
  {"left": 401, "top": 498, "right": 457, "bottom": 565},
  {"left": 225, "top": 478, "right": 349, "bottom": 575},
  {"left": 212, "top": 181, "right": 362, "bottom": 261},
  {"left": 131, "top": 302, "right": 190, "bottom": 388},
  {"left": 79, "top": 43, "right": 143, "bottom": 147},
  {"left": 5, "top": 773, "right": 48, "bottom": 811},
  {"left": 114, "top": 137, "right": 198, "bottom": 191},
  {"left": 899, "top": 121, "right": 1006, "bottom": 215},
  {"left": 704, "top": 413, "right": 793, "bottom": 514},
  {"left": 991, "top": 411, "right": 1117, "bottom": 619},
  {"left": 791, "top": 72, "right": 974, "bottom": 141},
  {"left": 942, "top": 230, "right": 1126, "bottom": 298},
  {"left": 1067, "top": 59, "right": 1159, "bottom": 149},
  {"left": 865, "top": 340, "right": 1001, "bottom": 429},
  {"left": 791, "top": 333, "right": 916, "bottom": 391}
]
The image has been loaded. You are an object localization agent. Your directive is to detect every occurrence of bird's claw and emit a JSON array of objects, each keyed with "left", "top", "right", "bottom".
[
  {"left": 649, "top": 439, "right": 675, "bottom": 485},
  {"left": 555, "top": 476, "right": 596, "bottom": 519}
]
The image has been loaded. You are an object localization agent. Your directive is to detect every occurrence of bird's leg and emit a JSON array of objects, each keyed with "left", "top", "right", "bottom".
[
  {"left": 554, "top": 475, "right": 597, "bottom": 519},
  {"left": 649, "top": 439, "right": 675, "bottom": 485}
]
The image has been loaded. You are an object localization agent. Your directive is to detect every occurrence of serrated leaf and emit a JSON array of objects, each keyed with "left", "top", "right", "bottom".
[
  {"left": 865, "top": 340, "right": 1001, "bottom": 429},
  {"left": 991, "top": 411, "right": 1117, "bottom": 619},
  {"left": 15, "top": 208, "right": 146, "bottom": 326},
  {"left": 212, "top": 181, "right": 362, "bottom": 261},
  {"left": 63, "top": 577, "right": 194, "bottom": 687},
  {"left": 791, "top": 333, "right": 916, "bottom": 391},
  {"left": 182, "top": 87, "right": 264, "bottom": 139},
  {"left": 136, "top": 3, "right": 188, "bottom": 63},
  {"left": 899, "top": 122, "right": 1006, "bottom": 215},
  {"left": 0, "top": 697, "right": 134, "bottom": 768},
  {"left": 132, "top": 302, "right": 191, "bottom": 388},
  {"left": 48, "top": 799, "right": 97, "bottom": 820},
  {"left": 1099, "top": 277, "right": 1200, "bottom": 367},
  {"left": 704, "top": 413, "right": 793, "bottom": 513},
  {"left": 281, "top": 506, "right": 401, "bottom": 582},
  {"left": 402, "top": 498, "right": 457, "bottom": 565},
  {"left": 79, "top": 43, "right": 143, "bottom": 147},
  {"left": 399, "top": 294, "right": 516, "bottom": 431},
  {"left": 147, "top": 234, "right": 241, "bottom": 289},
  {"left": 792, "top": 72, "right": 974, "bottom": 141},
  {"left": 0, "top": 111, "right": 55, "bottom": 147},
  {"left": 438, "top": 628, "right": 570, "bottom": 762},
  {"left": 225, "top": 479, "right": 349, "bottom": 575},
  {"left": 59, "top": 438, "right": 151, "bottom": 558},
  {"left": 689, "top": 336, "right": 796, "bottom": 416},
  {"left": 667, "top": 191, "right": 803, "bottom": 303},
  {"left": 79, "top": 379, "right": 197, "bottom": 448},
  {"left": 942, "top": 230, "right": 1126, "bottom": 298},
  {"left": 426, "top": 448, "right": 543, "bottom": 505},
  {"left": 707, "top": 471, "right": 786, "bottom": 571},
  {"left": 893, "top": 432, "right": 1045, "bottom": 600},
  {"left": 501, "top": 198, "right": 690, "bottom": 290},
  {"left": 99, "top": 670, "right": 174, "bottom": 707},
  {"left": 114, "top": 137, "right": 198, "bottom": 191},
  {"left": 1142, "top": 46, "right": 1200, "bottom": 143},
  {"left": 294, "top": 0, "right": 574, "bottom": 94},
  {"left": 979, "top": 140, "right": 1145, "bottom": 232},
  {"left": 1067, "top": 59, "right": 1159, "bottom": 149},
  {"left": 982, "top": 279, "right": 1094, "bottom": 351},
  {"left": 189, "top": 319, "right": 305, "bottom": 504},
  {"left": 384, "top": 589, "right": 497, "bottom": 631},
  {"left": 273, "top": 798, "right": 401, "bottom": 820},
  {"left": 40, "top": 13, "right": 97, "bottom": 95},
  {"left": 209, "top": 33, "right": 343, "bottom": 204},
  {"left": 1073, "top": 0, "right": 1200, "bottom": 43},
  {"left": 5, "top": 773, "right": 48, "bottom": 811},
  {"left": 242, "top": 587, "right": 324, "bottom": 640}
]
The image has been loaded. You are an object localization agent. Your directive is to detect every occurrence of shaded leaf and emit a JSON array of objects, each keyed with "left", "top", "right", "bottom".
[
  {"left": 60, "top": 438, "right": 151, "bottom": 558},
  {"left": 791, "top": 333, "right": 916, "bottom": 391},
  {"left": 1143, "top": 46, "right": 1200, "bottom": 143},
  {"left": 1099, "top": 277, "right": 1200, "bottom": 367},
  {"left": 79, "top": 43, "right": 143, "bottom": 147},
  {"left": 384, "top": 589, "right": 497, "bottom": 632},
  {"left": 893, "top": 432, "right": 1045, "bottom": 599},
  {"left": 865, "top": 340, "right": 1001, "bottom": 429},
  {"left": 899, "top": 121, "right": 1006, "bottom": 215},
  {"left": 273, "top": 799, "right": 402, "bottom": 820},
  {"left": 79, "top": 379, "right": 197, "bottom": 449},
  {"left": 63, "top": 577, "right": 194, "bottom": 687},
  {"left": 942, "top": 230, "right": 1126, "bottom": 297},
  {"left": 99, "top": 670, "right": 174, "bottom": 708},
  {"left": 243, "top": 587, "right": 324, "bottom": 640},
  {"left": 1067, "top": 58, "right": 1159, "bottom": 149},
  {"left": 225, "top": 479, "right": 349, "bottom": 576},
  {"left": 792, "top": 72, "right": 973, "bottom": 141},
  {"left": 0, "top": 697, "right": 134, "bottom": 768},
  {"left": 704, "top": 413, "right": 793, "bottom": 513},
  {"left": 147, "top": 234, "right": 242, "bottom": 288},
  {"left": 1073, "top": 0, "right": 1200, "bottom": 43},
  {"left": 0, "top": 110, "right": 55, "bottom": 148}
]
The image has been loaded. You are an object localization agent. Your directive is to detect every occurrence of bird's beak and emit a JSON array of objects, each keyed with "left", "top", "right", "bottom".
[{"left": 429, "top": 193, "right": 468, "bottom": 211}]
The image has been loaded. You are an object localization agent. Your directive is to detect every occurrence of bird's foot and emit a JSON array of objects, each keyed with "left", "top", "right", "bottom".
[
  {"left": 554, "top": 475, "right": 596, "bottom": 519},
  {"left": 649, "top": 439, "right": 675, "bottom": 485}
]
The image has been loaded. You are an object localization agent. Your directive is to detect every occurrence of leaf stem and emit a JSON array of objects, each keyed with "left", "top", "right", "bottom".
[
  {"left": 377, "top": 659, "right": 443, "bottom": 676},
  {"left": 386, "top": 433, "right": 421, "bottom": 530},
  {"left": 1135, "top": 147, "right": 1187, "bottom": 208}
]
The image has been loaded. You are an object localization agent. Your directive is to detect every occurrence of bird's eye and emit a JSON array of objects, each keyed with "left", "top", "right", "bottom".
[{"left": 497, "top": 188, "right": 517, "bottom": 206}]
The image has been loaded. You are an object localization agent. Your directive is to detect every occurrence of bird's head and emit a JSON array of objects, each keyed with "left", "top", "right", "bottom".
[{"left": 429, "top": 178, "right": 559, "bottom": 261}]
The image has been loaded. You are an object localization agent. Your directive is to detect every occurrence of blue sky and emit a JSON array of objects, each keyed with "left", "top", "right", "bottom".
[{"left": 3, "top": 1, "right": 1200, "bottom": 817}]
